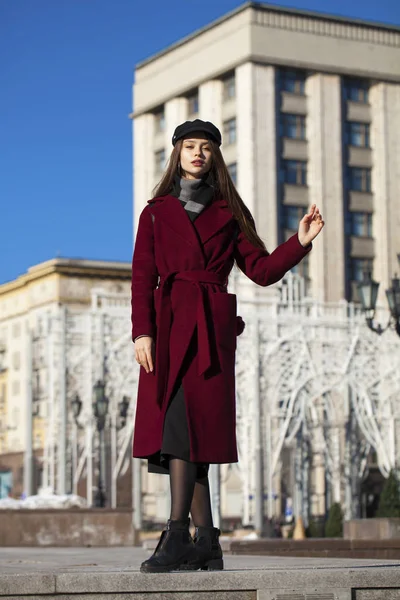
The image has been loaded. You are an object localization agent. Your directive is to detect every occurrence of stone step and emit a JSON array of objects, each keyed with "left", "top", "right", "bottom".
[{"left": 1, "top": 547, "right": 400, "bottom": 599}]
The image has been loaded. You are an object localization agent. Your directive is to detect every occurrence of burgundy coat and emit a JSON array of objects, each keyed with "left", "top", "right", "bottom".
[{"left": 131, "top": 194, "right": 311, "bottom": 464}]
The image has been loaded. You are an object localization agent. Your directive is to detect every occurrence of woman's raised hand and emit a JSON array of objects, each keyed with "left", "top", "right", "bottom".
[
  {"left": 134, "top": 336, "right": 154, "bottom": 373},
  {"left": 298, "top": 204, "right": 325, "bottom": 247}
]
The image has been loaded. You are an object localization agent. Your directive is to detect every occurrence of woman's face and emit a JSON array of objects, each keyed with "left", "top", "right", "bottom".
[{"left": 179, "top": 133, "right": 212, "bottom": 179}]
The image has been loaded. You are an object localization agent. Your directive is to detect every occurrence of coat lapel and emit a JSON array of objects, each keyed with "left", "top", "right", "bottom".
[
  {"left": 149, "top": 195, "right": 235, "bottom": 249},
  {"left": 149, "top": 195, "right": 200, "bottom": 249},
  {"left": 194, "top": 198, "right": 234, "bottom": 245}
]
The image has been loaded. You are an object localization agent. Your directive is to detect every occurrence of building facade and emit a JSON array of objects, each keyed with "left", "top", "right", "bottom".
[
  {"left": 0, "top": 259, "right": 131, "bottom": 498},
  {"left": 132, "top": 1, "right": 400, "bottom": 306}
]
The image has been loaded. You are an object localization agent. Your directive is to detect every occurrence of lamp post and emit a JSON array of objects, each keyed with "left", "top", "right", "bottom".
[
  {"left": 70, "top": 394, "right": 83, "bottom": 495},
  {"left": 118, "top": 395, "right": 130, "bottom": 429},
  {"left": 71, "top": 393, "right": 82, "bottom": 425},
  {"left": 357, "top": 266, "right": 400, "bottom": 336},
  {"left": 93, "top": 380, "right": 109, "bottom": 508}
]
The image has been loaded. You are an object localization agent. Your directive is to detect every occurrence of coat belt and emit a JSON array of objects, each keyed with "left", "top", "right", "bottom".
[{"left": 155, "top": 270, "right": 227, "bottom": 407}]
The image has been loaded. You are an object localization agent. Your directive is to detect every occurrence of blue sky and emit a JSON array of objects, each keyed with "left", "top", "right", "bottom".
[{"left": 1, "top": 0, "right": 399, "bottom": 285}]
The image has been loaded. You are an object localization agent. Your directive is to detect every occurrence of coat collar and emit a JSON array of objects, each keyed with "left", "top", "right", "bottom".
[{"left": 149, "top": 195, "right": 234, "bottom": 247}]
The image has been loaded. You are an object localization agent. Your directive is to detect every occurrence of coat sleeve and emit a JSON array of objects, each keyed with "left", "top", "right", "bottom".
[
  {"left": 234, "top": 229, "right": 312, "bottom": 287},
  {"left": 131, "top": 207, "right": 159, "bottom": 341}
]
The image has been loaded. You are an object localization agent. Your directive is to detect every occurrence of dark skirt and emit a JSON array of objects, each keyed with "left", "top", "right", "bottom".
[{"left": 148, "top": 331, "right": 209, "bottom": 479}]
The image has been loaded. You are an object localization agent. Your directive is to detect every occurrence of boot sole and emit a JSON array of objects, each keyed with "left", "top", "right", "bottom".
[
  {"left": 181, "top": 558, "right": 224, "bottom": 571},
  {"left": 140, "top": 561, "right": 199, "bottom": 573}
]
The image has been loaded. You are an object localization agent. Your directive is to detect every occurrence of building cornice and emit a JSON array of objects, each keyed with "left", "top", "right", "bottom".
[
  {"left": 252, "top": 5, "right": 400, "bottom": 48},
  {"left": 0, "top": 258, "right": 132, "bottom": 297},
  {"left": 136, "top": 1, "right": 400, "bottom": 71}
]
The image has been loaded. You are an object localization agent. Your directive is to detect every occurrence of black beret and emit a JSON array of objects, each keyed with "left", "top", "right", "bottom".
[{"left": 172, "top": 119, "right": 222, "bottom": 146}]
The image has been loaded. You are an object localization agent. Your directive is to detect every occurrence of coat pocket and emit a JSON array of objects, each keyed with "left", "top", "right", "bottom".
[{"left": 210, "top": 292, "right": 237, "bottom": 351}]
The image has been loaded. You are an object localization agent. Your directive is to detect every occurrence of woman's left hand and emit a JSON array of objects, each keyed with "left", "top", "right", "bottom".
[{"left": 298, "top": 204, "right": 325, "bottom": 247}]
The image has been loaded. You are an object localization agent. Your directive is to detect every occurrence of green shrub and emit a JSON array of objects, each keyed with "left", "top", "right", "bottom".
[
  {"left": 307, "top": 518, "right": 325, "bottom": 538},
  {"left": 325, "top": 502, "right": 343, "bottom": 538},
  {"left": 377, "top": 470, "right": 400, "bottom": 518}
]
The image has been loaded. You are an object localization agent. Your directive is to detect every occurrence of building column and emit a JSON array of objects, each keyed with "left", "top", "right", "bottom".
[
  {"left": 306, "top": 74, "right": 345, "bottom": 303},
  {"left": 23, "top": 320, "right": 33, "bottom": 496},
  {"left": 133, "top": 113, "right": 155, "bottom": 235},
  {"left": 370, "top": 83, "right": 400, "bottom": 306},
  {"left": 236, "top": 63, "right": 278, "bottom": 248},
  {"left": 164, "top": 98, "right": 188, "bottom": 149},
  {"left": 199, "top": 81, "right": 223, "bottom": 131}
]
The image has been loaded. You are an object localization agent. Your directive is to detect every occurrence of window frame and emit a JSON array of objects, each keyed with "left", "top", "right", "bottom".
[
  {"left": 350, "top": 257, "right": 373, "bottom": 283},
  {"left": 223, "top": 75, "right": 236, "bottom": 101},
  {"left": 154, "top": 149, "right": 166, "bottom": 174},
  {"left": 187, "top": 93, "right": 199, "bottom": 116},
  {"left": 346, "top": 122, "right": 370, "bottom": 148},
  {"left": 223, "top": 118, "right": 237, "bottom": 146},
  {"left": 283, "top": 205, "right": 304, "bottom": 231},
  {"left": 282, "top": 160, "right": 307, "bottom": 186},
  {"left": 281, "top": 69, "right": 306, "bottom": 95},
  {"left": 154, "top": 110, "right": 165, "bottom": 134},
  {"left": 344, "top": 79, "right": 369, "bottom": 104},
  {"left": 348, "top": 167, "right": 372, "bottom": 193},
  {"left": 347, "top": 212, "right": 373, "bottom": 238},
  {"left": 227, "top": 162, "right": 237, "bottom": 185},
  {"left": 280, "top": 114, "right": 306, "bottom": 140}
]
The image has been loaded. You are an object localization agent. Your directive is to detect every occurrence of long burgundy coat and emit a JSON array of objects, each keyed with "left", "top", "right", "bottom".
[{"left": 131, "top": 194, "right": 311, "bottom": 464}]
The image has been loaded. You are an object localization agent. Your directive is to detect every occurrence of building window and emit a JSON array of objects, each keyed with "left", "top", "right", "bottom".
[
  {"left": 346, "top": 122, "right": 370, "bottom": 147},
  {"left": 282, "top": 160, "right": 307, "bottom": 186},
  {"left": 154, "top": 110, "right": 165, "bottom": 134},
  {"left": 155, "top": 149, "right": 166, "bottom": 174},
  {"left": 12, "top": 352, "right": 20, "bottom": 370},
  {"left": 350, "top": 258, "right": 373, "bottom": 282},
  {"left": 187, "top": 92, "right": 199, "bottom": 116},
  {"left": 346, "top": 212, "right": 373, "bottom": 238},
  {"left": 223, "top": 75, "right": 236, "bottom": 100},
  {"left": 348, "top": 167, "right": 371, "bottom": 192},
  {"left": 223, "top": 118, "right": 236, "bottom": 145},
  {"left": 280, "top": 114, "right": 306, "bottom": 140},
  {"left": 12, "top": 322, "right": 21, "bottom": 338},
  {"left": 283, "top": 205, "right": 303, "bottom": 231},
  {"left": 344, "top": 79, "right": 369, "bottom": 103},
  {"left": 227, "top": 163, "right": 237, "bottom": 185},
  {"left": 281, "top": 69, "right": 306, "bottom": 95}
]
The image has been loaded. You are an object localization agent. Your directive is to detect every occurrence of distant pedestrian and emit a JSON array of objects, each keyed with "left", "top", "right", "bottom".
[{"left": 131, "top": 119, "right": 324, "bottom": 573}]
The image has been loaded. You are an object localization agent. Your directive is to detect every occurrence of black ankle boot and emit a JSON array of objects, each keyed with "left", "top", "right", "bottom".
[
  {"left": 185, "top": 526, "right": 224, "bottom": 571},
  {"left": 140, "top": 519, "right": 197, "bottom": 573}
]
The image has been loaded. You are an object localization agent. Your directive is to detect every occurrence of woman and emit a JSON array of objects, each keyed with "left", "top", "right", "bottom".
[{"left": 131, "top": 119, "right": 324, "bottom": 573}]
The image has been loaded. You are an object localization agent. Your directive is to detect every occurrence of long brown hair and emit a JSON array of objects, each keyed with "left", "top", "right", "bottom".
[{"left": 152, "top": 139, "right": 266, "bottom": 251}]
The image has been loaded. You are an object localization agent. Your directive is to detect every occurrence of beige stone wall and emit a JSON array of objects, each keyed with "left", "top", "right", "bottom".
[{"left": 0, "top": 261, "right": 131, "bottom": 458}]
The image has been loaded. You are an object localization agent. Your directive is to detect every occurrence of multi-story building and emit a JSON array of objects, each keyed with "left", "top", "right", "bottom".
[
  {"left": 0, "top": 258, "right": 131, "bottom": 498},
  {"left": 132, "top": 1, "right": 400, "bottom": 305}
]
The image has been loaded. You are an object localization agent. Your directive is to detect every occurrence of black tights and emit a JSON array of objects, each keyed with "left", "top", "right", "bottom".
[{"left": 169, "top": 457, "right": 213, "bottom": 527}]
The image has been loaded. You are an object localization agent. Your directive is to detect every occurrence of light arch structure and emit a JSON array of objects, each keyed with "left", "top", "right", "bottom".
[{"left": 28, "top": 275, "right": 400, "bottom": 526}]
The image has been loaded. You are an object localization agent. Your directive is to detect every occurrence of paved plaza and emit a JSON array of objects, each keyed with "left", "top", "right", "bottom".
[{"left": 1, "top": 547, "right": 400, "bottom": 598}]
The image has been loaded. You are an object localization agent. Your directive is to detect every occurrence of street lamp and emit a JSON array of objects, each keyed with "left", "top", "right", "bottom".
[
  {"left": 386, "top": 276, "right": 400, "bottom": 336},
  {"left": 357, "top": 267, "right": 400, "bottom": 336},
  {"left": 93, "top": 380, "right": 109, "bottom": 507},
  {"left": 118, "top": 395, "right": 130, "bottom": 429}
]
